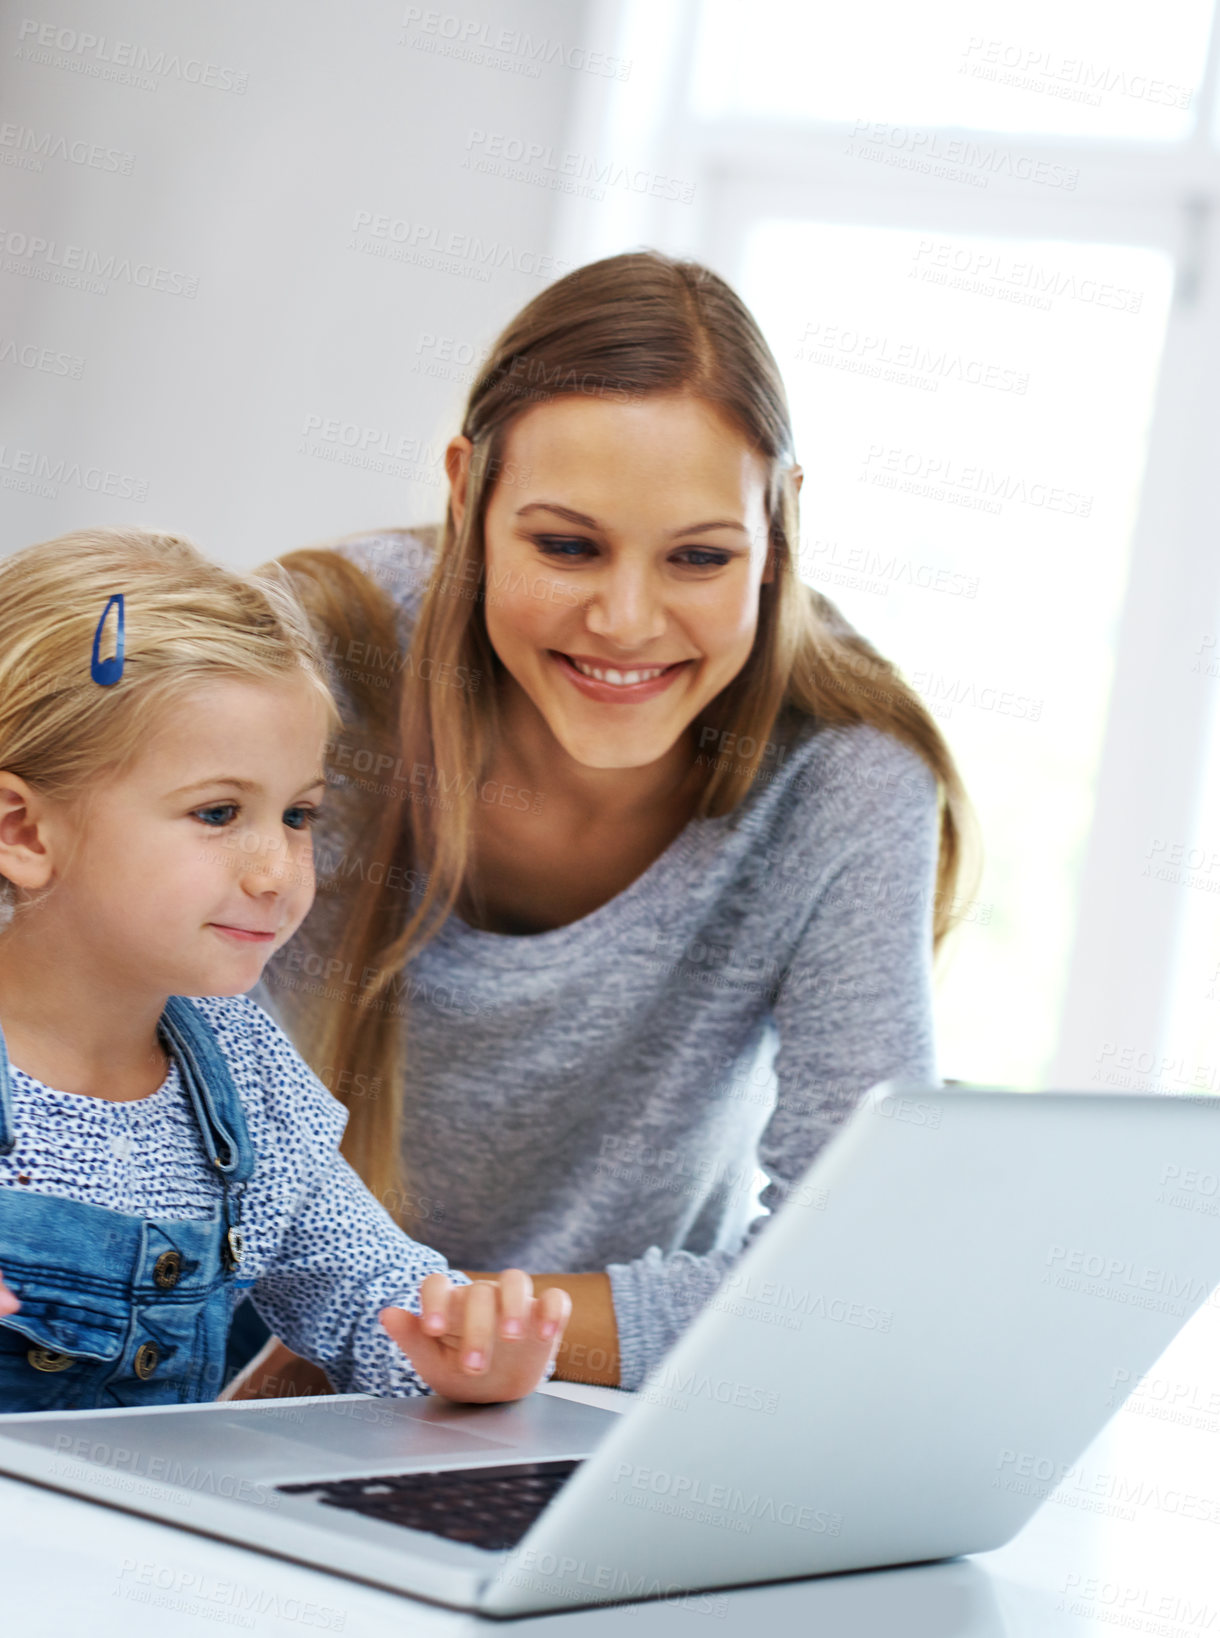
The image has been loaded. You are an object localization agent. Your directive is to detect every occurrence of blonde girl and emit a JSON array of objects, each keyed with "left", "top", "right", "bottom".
[{"left": 0, "top": 526, "right": 569, "bottom": 1412}]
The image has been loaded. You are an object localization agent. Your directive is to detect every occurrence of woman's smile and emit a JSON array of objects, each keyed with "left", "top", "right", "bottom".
[{"left": 549, "top": 650, "right": 694, "bottom": 704}]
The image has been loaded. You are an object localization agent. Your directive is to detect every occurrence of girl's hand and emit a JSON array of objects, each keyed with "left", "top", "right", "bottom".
[
  {"left": 0, "top": 1269, "right": 20, "bottom": 1317},
  {"left": 379, "top": 1268, "right": 570, "bottom": 1403}
]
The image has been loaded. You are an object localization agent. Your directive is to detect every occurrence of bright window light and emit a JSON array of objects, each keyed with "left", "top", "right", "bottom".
[
  {"left": 691, "top": 0, "right": 1212, "bottom": 141},
  {"left": 738, "top": 219, "right": 1174, "bottom": 1086}
]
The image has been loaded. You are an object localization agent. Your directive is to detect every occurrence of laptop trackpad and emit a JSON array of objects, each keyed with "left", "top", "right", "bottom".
[{"left": 223, "top": 1402, "right": 515, "bottom": 1473}]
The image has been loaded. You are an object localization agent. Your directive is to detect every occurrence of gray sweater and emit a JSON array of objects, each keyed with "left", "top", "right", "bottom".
[{"left": 252, "top": 530, "right": 941, "bottom": 1388}]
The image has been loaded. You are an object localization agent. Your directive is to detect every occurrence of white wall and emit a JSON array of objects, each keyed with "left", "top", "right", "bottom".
[{"left": 0, "top": 0, "right": 604, "bottom": 567}]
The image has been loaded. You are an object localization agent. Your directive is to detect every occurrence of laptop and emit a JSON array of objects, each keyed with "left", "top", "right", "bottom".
[{"left": 2, "top": 1081, "right": 1218, "bottom": 1615}]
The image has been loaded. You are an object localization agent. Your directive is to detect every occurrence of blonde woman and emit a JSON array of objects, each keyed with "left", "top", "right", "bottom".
[{"left": 239, "top": 250, "right": 977, "bottom": 1398}]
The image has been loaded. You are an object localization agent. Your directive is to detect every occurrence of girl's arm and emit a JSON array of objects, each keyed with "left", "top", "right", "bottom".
[
  {"left": 248, "top": 1146, "right": 572, "bottom": 1399},
  {"left": 225, "top": 1275, "right": 617, "bottom": 1400},
  {"left": 230, "top": 1270, "right": 569, "bottom": 1403},
  {"left": 228, "top": 995, "right": 568, "bottom": 1402},
  {"left": 247, "top": 1142, "right": 467, "bottom": 1397}
]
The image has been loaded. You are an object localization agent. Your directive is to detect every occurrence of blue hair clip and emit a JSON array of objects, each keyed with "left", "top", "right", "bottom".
[{"left": 90, "top": 593, "right": 125, "bottom": 686}]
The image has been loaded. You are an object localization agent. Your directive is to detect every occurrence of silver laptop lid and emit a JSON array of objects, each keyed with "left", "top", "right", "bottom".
[{"left": 483, "top": 1084, "right": 1220, "bottom": 1613}]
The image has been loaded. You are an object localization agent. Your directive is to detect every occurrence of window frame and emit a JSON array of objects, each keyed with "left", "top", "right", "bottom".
[{"left": 555, "top": 0, "right": 1220, "bottom": 1088}]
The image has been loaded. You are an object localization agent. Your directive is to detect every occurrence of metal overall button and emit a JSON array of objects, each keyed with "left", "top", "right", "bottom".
[
  {"left": 153, "top": 1251, "right": 182, "bottom": 1289},
  {"left": 133, "top": 1342, "right": 160, "bottom": 1380},
  {"left": 27, "top": 1346, "right": 74, "bottom": 1373}
]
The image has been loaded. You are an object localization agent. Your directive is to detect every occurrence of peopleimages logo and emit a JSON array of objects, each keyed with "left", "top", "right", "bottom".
[
  {"left": 610, "top": 1462, "right": 842, "bottom": 1536},
  {"left": 845, "top": 119, "right": 1078, "bottom": 190},
  {"left": 860, "top": 443, "right": 1092, "bottom": 517},
  {"left": 796, "top": 321, "right": 1029, "bottom": 394},
  {"left": 15, "top": 19, "right": 248, "bottom": 94},
  {"left": 0, "top": 443, "right": 150, "bottom": 502},
  {"left": 712, "top": 1270, "right": 893, "bottom": 1333},
  {"left": 958, "top": 36, "right": 1193, "bottom": 110},
  {"left": 1043, "top": 1244, "right": 1216, "bottom": 1316},
  {"left": 52, "top": 1433, "right": 276, "bottom": 1506},
  {"left": 910, "top": 238, "right": 1143, "bottom": 314},
  {"left": 115, "top": 1561, "right": 345, "bottom": 1630},
  {"left": 0, "top": 227, "right": 198, "bottom": 298}
]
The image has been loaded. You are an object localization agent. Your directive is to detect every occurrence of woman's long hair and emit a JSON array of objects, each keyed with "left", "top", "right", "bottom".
[{"left": 261, "top": 250, "right": 980, "bottom": 1219}]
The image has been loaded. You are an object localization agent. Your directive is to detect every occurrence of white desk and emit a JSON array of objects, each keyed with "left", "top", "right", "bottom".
[{"left": 4, "top": 1303, "right": 1219, "bottom": 1637}]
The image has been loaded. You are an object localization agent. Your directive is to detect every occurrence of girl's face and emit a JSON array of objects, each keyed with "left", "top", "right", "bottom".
[
  {"left": 34, "top": 676, "right": 329, "bottom": 1000},
  {"left": 475, "top": 392, "right": 773, "bottom": 771}
]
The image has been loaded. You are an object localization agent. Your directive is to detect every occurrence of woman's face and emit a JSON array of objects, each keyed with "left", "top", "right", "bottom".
[{"left": 469, "top": 392, "right": 773, "bottom": 771}]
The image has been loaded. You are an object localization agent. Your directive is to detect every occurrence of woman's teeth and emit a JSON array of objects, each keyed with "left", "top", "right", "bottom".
[{"left": 570, "top": 657, "right": 671, "bottom": 687}]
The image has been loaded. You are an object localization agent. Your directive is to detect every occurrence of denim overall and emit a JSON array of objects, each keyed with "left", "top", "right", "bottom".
[{"left": 0, "top": 996, "right": 255, "bottom": 1412}]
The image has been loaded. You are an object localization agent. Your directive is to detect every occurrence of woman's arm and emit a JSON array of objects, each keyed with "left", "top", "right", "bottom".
[
  {"left": 221, "top": 1336, "right": 334, "bottom": 1401},
  {"left": 463, "top": 1271, "right": 621, "bottom": 1387},
  {"left": 593, "top": 729, "right": 943, "bottom": 1389}
]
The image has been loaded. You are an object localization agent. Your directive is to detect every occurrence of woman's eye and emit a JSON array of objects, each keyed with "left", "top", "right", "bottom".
[
  {"left": 673, "top": 548, "right": 733, "bottom": 569},
  {"left": 193, "top": 803, "right": 238, "bottom": 827},
  {"left": 535, "top": 537, "right": 732, "bottom": 568},
  {"left": 284, "top": 806, "right": 323, "bottom": 831},
  {"left": 535, "top": 535, "right": 596, "bottom": 560}
]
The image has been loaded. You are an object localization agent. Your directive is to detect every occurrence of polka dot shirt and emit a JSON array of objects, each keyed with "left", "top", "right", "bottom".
[{"left": 0, "top": 994, "right": 468, "bottom": 1397}]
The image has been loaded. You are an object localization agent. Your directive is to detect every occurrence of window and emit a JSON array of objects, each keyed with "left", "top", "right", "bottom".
[
  {"left": 690, "top": 0, "right": 1212, "bottom": 141},
  {"left": 739, "top": 220, "right": 1172, "bottom": 1085},
  {"left": 558, "top": 0, "right": 1220, "bottom": 1090}
]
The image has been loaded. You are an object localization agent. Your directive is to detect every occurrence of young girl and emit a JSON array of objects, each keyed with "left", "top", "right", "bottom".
[{"left": 0, "top": 525, "right": 570, "bottom": 1412}]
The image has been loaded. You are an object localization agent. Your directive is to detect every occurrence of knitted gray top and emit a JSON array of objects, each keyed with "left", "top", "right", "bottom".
[{"left": 251, "top": 530, "right": 941, "bottom": 1389}]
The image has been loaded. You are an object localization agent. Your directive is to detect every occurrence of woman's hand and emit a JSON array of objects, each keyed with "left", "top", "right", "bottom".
[
  {"left": 0, "top": 1269, "right": 19, "bottom": 1317},
  {"left": 380, "top": 1268, "right": 570, "bottom": 1403}
]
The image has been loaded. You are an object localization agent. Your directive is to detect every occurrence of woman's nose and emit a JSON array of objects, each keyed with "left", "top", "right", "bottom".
[{"left": 583, "top": 568, "right": 666, "bottom": 650}]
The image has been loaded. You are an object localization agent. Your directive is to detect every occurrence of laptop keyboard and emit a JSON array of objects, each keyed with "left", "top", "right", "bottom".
[{"left": 278, "top": 1458, "right": 583, "bottom": 1552}]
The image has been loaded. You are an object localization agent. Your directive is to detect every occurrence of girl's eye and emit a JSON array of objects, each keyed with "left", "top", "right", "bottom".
[
  {"left": 191, "top": 803, "right": 323, "bottom": 831},
  {"left": 193, "top": 803, "right": 238, "bottom": 827},
  {"left": 535, "top": 535, "right": 596, "bottom": 560},
  {"left": 284, "top": 806, "right": 323, "bottom": 831}
]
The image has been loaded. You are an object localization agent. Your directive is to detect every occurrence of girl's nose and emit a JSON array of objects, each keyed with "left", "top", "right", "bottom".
[{"left": 238, "top": 835, "right": 295, "bottom": 891}]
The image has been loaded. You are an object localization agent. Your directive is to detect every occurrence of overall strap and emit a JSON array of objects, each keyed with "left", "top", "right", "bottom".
[
  {"left": 0, "top": 1017, "right": 14, "bottom": 1155},
  {"left": 159, "top": 996, "right": 256, "bottom": 1184}
]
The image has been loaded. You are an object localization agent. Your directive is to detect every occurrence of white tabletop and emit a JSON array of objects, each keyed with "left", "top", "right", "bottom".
[{"left": 4, "top": 1304, "right": 1219, "bottom": 1637}]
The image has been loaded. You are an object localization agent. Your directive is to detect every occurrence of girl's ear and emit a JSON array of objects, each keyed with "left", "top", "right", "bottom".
[
  {"left": 0, "top": 771, "right": 56, "bottom": 892},
  {"left": 445, "top": 436, "right": 474, "bottom": 532},
  {"left": 791, "top": 464, "right": 804, "bottom": 496}
]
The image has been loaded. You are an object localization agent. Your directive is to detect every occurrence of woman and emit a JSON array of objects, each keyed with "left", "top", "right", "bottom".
[{"left": 235, "top": 249, "right": 976, "bottom": 1397}]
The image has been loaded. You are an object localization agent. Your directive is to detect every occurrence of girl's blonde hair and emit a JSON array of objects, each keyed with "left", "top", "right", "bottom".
[
  {"left": 0, "top": 525, "right": 342, "bottom": 934},
  {"left": 261, "top": 249, "right": 981, "bottom": 1221}
]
